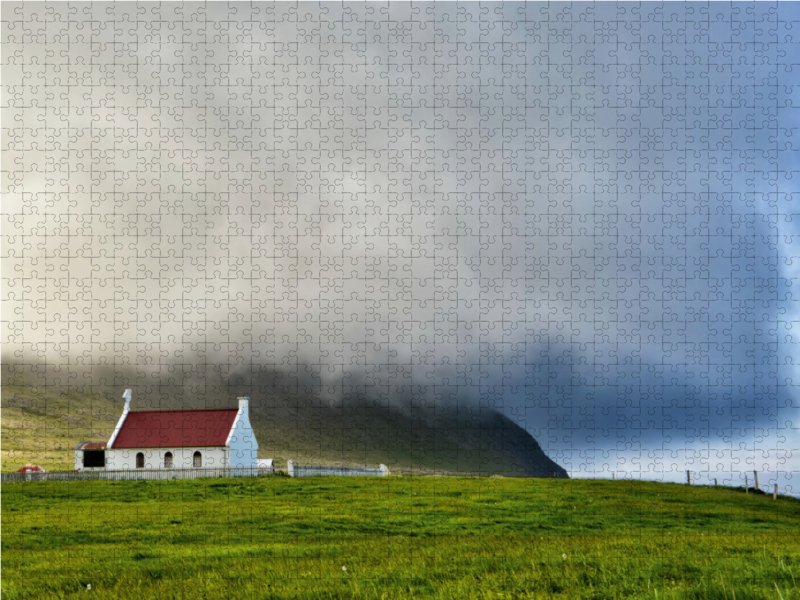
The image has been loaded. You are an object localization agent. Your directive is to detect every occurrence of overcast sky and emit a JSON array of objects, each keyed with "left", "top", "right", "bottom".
[{"left": 3, "top": 2, "right": 799, "bottom": 492}]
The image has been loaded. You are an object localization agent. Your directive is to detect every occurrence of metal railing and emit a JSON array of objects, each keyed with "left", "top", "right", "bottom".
[{"left": 287, "top": 461, "right": 388, "bottom": 478}]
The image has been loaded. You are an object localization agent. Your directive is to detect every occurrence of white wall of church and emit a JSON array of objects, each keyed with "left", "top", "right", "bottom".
[
  {"left": 227, "top": 398, "right": 259, "bottom": 468},
  {"left": 104, "top": 447, "right": 227, "bottom": 470}
]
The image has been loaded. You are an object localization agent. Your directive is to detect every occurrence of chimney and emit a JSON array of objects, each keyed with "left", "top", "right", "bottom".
[
  {"left": 108, "top": 389, "right": 133, "bottom": 449},
  {"left": 238, "top": 396, "right": 249, "bottom": 414}
]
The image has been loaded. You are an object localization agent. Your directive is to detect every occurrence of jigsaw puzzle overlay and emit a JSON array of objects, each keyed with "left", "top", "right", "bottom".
[{"left": 2, "top": 3, "right": 799, "bottom": 492}]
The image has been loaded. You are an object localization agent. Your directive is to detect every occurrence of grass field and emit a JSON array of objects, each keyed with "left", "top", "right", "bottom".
[{"left": 2, "top": 476, "right": 798, "bottom": 600}]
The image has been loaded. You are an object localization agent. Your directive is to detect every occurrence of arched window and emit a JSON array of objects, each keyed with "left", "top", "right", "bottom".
[
  {"left": 164, "top": 452, "right": 173, "bottom": 469},
  {"left": 136, "top": 453, "right": 144, "bottom": 469},
  {"left": 193, "top": 451, "right": 202, "bottom": 468}
]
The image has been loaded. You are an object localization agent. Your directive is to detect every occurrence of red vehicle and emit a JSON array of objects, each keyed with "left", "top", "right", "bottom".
[{"left": 15, "top": 465, "right": 45, "bottom": 473}]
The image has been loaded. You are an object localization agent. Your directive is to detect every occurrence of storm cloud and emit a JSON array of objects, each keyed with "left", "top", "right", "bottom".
[{"left": 3, "top": 3, "right": 799, "bottom": 491}]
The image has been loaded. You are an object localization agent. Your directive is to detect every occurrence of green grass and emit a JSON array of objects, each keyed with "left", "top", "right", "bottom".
[{"left": 3, "top": 476, "right": 798, "bottom": 599}]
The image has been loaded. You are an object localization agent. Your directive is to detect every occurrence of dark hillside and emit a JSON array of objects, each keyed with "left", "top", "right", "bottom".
[{"left": 1, "top": 359, "right": 567, "bottom": 477}]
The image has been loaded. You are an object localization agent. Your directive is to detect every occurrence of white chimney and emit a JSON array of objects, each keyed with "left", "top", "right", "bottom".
[
  {"left": 237, "top": 396, "right": 249, "bottom": 414},
  {"left": 108, "top": 389, "right": 133, "bottom": 449}
]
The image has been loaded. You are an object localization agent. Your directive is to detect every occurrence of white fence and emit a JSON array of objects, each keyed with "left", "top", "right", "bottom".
[
  {"left": 1, "top": 466, "right": 273, "bottom": 483},
  {"left": 287, "top": 461, "right": 388, "bottom": 478},
  {"left": 4, "top": 463, "right": 388, "bottom": 482}
]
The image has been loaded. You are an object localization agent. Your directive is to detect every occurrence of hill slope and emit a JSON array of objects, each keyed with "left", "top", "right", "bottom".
[
  {"left": 247, "top": 394, "right": 567, "bottom": 477},
  {"left": 1, "top": 362, "right": 567, "bottom": 477}
]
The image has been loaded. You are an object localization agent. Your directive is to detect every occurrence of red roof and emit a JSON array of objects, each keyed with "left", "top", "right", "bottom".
[
  {"left": 111, "top": 409, "right": 239, "bottom": 449},
  {"left": 16, "top": 465, "right": 45, "bottom": 473}
]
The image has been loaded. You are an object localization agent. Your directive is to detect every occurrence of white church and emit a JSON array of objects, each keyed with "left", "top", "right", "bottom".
[{"left": 75, "top": 390, "right": 259, "bottom": 471}]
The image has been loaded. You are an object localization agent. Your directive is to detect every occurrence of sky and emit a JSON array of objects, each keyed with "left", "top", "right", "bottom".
[{"left": 3, "top": 2, "right": 799, "bottom": 494}]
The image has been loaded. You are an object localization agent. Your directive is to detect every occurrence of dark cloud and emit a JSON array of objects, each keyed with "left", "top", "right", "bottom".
[{"left": 2, "top": 2, "right": 799, "bottom": 491}]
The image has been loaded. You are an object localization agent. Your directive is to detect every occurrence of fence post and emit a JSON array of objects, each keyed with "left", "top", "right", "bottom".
[
  {"left": 774, "top": 484, "right": 778, "bottom": 500},
  {"left": 287, "top": 460, "right": 294, "bottom": 478},
  {"left": 612, "top": 473, "right": 615, "bottom": 481},
  {"left": 714, "top": 478, "right": 717, "bottom": 487},
  {"left": 753, "top": 470, "right": 759, "bottom": 491},
  {"left": 686, "top": 470, "right": 691, "bottom": 485},
  {"left": 745, "top": 474, "right": 748, "bottom": 494}
]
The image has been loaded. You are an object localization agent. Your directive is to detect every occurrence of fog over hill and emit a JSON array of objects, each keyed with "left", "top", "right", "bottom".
[
  {"left": 3, "top": 3, "right": 799, "bottom": 492},
  {"left": 2, "top": 358, "right": 568, "bottom": 477}
]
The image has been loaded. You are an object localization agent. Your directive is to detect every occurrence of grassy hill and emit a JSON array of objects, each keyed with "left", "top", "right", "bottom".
[
  {"left": 1, "top": 361, "right": 567, "bottom": 477},
  {"left": 3, "top": 476, "right": 798, "bottom": 599},
  {"left": 1, "top": 380, "right": 120, "bottom": 472}
]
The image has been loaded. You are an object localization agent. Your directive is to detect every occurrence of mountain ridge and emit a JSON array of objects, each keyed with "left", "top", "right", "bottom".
[{"left": 1, "top": 360, "right": 568, "bottom": 477}]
